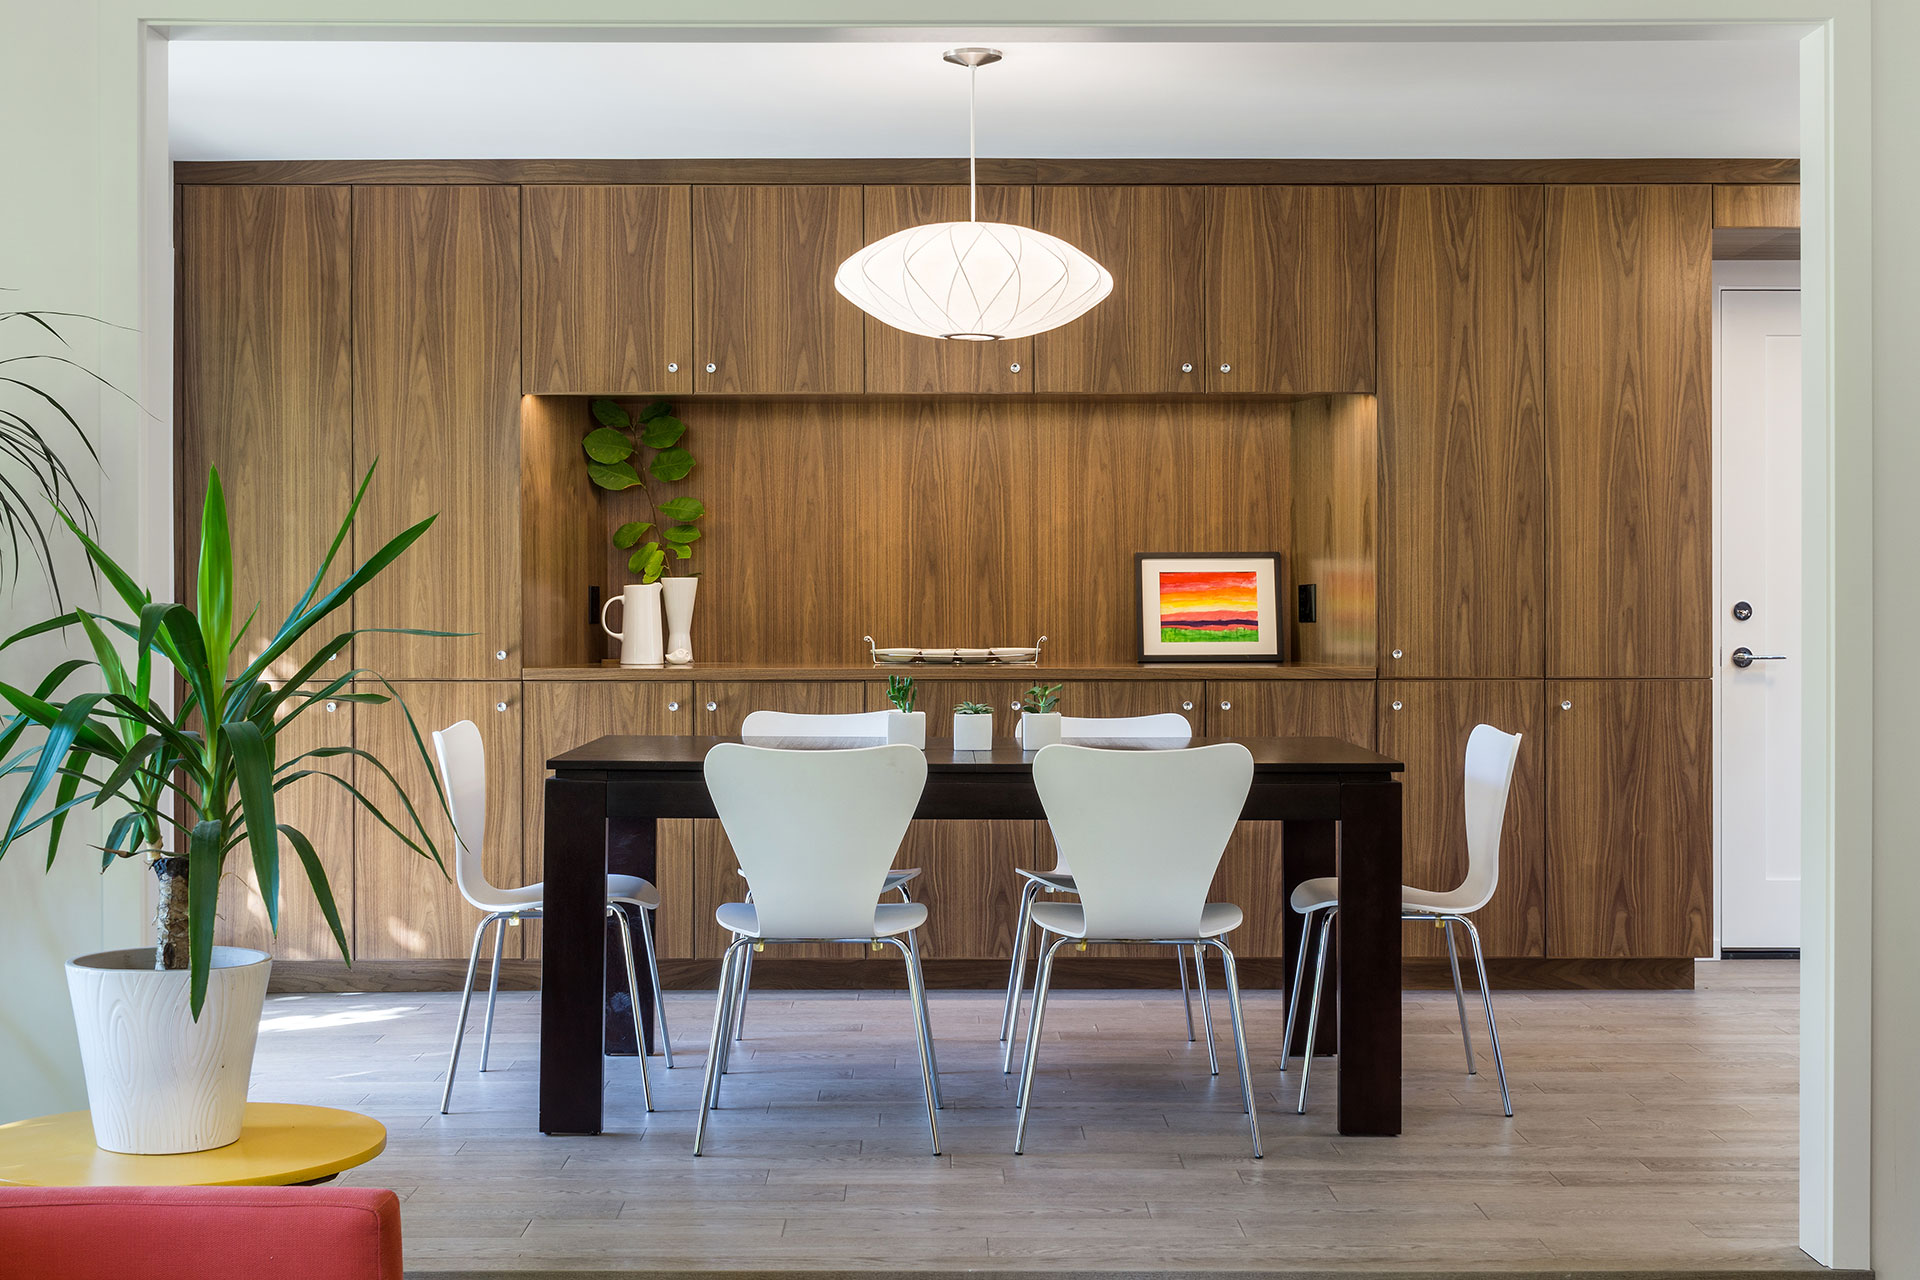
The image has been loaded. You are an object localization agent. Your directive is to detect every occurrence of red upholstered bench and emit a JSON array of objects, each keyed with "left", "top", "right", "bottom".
[{"left": 0, "top": 1185, "right": 402, "bottom": 1280}]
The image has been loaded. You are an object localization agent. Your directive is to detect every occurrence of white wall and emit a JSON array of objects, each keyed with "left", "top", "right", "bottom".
[{"left": 0, "top": 2, "right": 1904, "bottom": 1276}]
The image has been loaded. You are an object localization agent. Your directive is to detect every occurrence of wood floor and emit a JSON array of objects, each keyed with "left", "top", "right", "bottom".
[{"left": 252, "top": 959, "right": 1808, "bottom": 1275}]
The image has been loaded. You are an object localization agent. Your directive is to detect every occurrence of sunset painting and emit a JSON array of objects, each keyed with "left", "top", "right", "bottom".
[{"left": 1158, "top": 570, "right": 1261, "bottom": 643}]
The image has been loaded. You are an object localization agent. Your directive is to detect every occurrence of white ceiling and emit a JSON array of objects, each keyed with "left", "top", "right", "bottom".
[{"left": 167, "top": 36, "right": 1800, "bottom": 162}]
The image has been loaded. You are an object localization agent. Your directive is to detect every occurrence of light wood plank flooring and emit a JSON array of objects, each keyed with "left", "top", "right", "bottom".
[{"left": 252, "top": 959, "right": 1806, "bottom": 1274}]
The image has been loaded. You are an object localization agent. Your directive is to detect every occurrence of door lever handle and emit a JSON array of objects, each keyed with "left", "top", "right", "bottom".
[{"left": 1731, "top": 647, "right": 1787, "bottom": 669}]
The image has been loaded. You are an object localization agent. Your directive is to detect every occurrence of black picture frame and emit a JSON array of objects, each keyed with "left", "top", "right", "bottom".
[{"left": 1134, "top": 551, "right": 1286, "bottom": 664}]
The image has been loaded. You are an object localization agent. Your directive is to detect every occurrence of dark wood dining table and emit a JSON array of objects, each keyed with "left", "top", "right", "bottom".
[{"left": 538, "top": 734, "right": 1405, "bottom": 1138}]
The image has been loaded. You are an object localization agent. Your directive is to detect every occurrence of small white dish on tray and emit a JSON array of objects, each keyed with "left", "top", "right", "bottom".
[
  {"left": 873, "top": 648, "right": 920, "bottom": 663},
  {"left": 957, "top": 648, "right": 997, "bottom": 663},
  {"left": 990, "top": 646, "right": 1040, "bottom": 662},
  {"left": 919, "top": 648, "right": 960, "bottom": 662}
]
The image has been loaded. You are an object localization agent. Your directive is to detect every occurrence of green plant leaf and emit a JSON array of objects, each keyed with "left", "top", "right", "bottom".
[
  {"left": 281, "top": 823, "right": 350, "bottom": 963},
  {"left": 587, "top": 460, "right": 643, "bottom": 491},
  {"left": 197, "top": 466, "right": 234, "bottom": 687},
  {"left": 591, "top": 398, "right": 632, "bottom": 429},
  {"left": 670, "top": 544, "right": 692, "bottom": 560},
  {"left": 640, "top": 415, "right": 686, "bottom": 450},
  {"left": 637, "top": 399, "right": 672, "bottom": 423},
  {"left": 657, "top": 496, "right": 705, "bottom": 522},
  {"left": 662, "top": 524, "right": 702, "bottom": 545},
  {"left": 628, "top": 543, "right": 666, "bottom": 583},
  {"left": 224, "top": 720, "right": 281, "bottom": 936},
  {"left": 187, "top": 819, "right": 224, "bottom": 1017},
  {"left": 648, "top": 447, "right": 695, "bottom": 482},
  {"left": 611, "top": 521, "right": 652, "bottom": 549},
  {"left": 582, "top": 427, "right": 635, "bottom": 464}
]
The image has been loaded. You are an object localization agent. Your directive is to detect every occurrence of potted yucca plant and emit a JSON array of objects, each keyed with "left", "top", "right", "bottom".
[{"left": 0, "top": 464, "right": 452, "bottom": 1155}]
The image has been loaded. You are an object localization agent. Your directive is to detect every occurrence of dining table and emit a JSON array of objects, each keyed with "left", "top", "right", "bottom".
[{"left": 537, "top": 734, "right": 1405, "bottom": 1138}]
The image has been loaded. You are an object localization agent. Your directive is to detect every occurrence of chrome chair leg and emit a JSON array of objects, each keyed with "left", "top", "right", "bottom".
[
  {"left": 1457, "top": 916, "right": 1513, "bottom": 1116},
  {"left": 1279, "top": 904, "right": 1322, "bottom": 1074},
  {"left": 731, "top": 940, "right": 754, "bottom": 1043},
  {"left": 1000, "top": 878, "right": 1042, "bottom": 1053},
  {"left": 1013, "top": 935, "right": 1070, "bottom": 1154},
  {"left": 636, "top": 904, "right": 673, "bottom": 1068},
  {"left": 608, "top": 906, "right": 653, "bottom": 1113},
  {"left": 440, "top": 911, "right": 501, "bottom": 1114},
  {"left": 478, "top": 914, "right": 506, "bottom": 1071},
  {"left": 1192, "top": 944, "right": 1219, "bottom": 1075},
  {"left": 1441, "top": 916, "right": 1476, "bottom": 1075},
  {"left": 895, "top": 933, "right": 942, "bottom": 1153},
  {"left": 695, "top": 942, "right": 745, "bottom": 1154},
  {"left": 1178, "top": 944, "right": 1196, "bottom": 1041},
  {"left": 1209, "top": 940, "right": 1262, "bottom": 1158},
  {"left": 1296, "top": 909, "right": 1335, "bottom": 1114}
]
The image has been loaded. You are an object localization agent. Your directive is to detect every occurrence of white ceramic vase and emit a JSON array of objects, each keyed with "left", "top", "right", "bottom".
[
  {"left": 661, "top": 575, "right": 699, "bottom": 665},
  {"left": 602, "top": 582, "right": 665, "bottom": 667},
  {"left": 953, "top": 712, "right": 994, "bottom": 751},
  {"left": 885, "top": 710, "right": 927, "bottom": 747},
  {"left": 66, "top": 946, "right": 272, "bottom": 1154},
  {"left": 1021, "top": 712, "right": 1063, "bottom": 749}
]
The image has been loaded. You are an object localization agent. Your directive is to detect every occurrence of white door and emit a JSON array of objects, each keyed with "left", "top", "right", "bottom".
[{"left": 1717, "top": 281, "right": 1802, "bottom": 951}]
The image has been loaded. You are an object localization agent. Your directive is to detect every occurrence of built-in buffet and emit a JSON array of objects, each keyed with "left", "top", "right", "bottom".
[{"left": 175, "top": 157, "right": 1798, "bottom": 990}]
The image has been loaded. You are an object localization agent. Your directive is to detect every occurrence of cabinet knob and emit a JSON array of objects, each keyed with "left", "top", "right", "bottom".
[
  {"left": 324, "top": 701, "right": 338, "bottom": 713},
  {"left": 1560, "top": 699, "right": 1573, "bottom": 711},
  {"left": 1219, "top": 363, "right": 1232, "bottom": 374},
  {"left": 706, "top": 700, "right": 718, "bottom": 712},
  {"left": 1391, "top": 648, "right": 1404, "bottom": 660},
  {"left": 1181, "top": 362, "right": 1194, "bottom": 374},
  {"left": 1009, "top": 362, "right": 1022, "bottom": 374},
  {"left": 496, "top": 649, "right": 508, "bottom": 661},
  {"left": 667, "top": 700, "right": 680, "bottom": 712},
  {"left": 1010, "top": 700, "right": 1022, "bottom": 711},
  {"left": 1219, "top": 700, "right": 1232, "bottom": 712},
  {"left": 495, "top": 701, "right": 508, "bottom": 712},
  {"left": 1391, "top": 700, "right": 1403, "bottom": 712},
  {"left": 705, "top": 362, "right": 717, "bottom": 374},
  {"left": 667, "top": 362, "right": 679, "bottom": 374},
  {"left": 1181, "top": 700, "right": 1194, "bottom": 712}
]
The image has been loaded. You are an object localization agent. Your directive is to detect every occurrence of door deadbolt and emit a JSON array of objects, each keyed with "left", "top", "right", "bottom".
[{"left": 1732, "top": 601, "right": 1753, "bottom": 621}]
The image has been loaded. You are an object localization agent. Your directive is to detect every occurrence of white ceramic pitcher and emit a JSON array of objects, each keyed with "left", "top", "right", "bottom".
[{"left": 602, "top": 582, "right": 666, "bottom": 667}]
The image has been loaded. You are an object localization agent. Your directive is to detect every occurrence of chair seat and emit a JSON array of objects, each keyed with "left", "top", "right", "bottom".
[
  {"left": 1028, "top": 900, "right": 1243, "bottom": 940},
  {"left": 1289, "top": 875, "right": 1470, "bottom": 916},
  {"left": 465, "top": 874, "right": 662, "bottom": 913},
  {"left": 715, "top": 900, "right": 928, "bottom": 940},
  {"left": 1016, "top": 868, "right": 1075, "bottom": 892}
]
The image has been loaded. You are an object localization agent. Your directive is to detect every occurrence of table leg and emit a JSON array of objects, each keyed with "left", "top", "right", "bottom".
[
  {"left": 603, "top": 816, "right": 657, "bottom": 1057},
  {"left": 540, "top": 777, "right": 608, "bottom": 1135},
  {"left": 1336, "top": 779, "right": 1403, "bottom": 1137},
  {"left": 1281, "top": 819, "right": 1337, "bottom": 1057}
]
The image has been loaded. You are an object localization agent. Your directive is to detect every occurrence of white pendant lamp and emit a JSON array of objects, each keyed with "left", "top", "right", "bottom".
[{"left": 835, "top": 48, "right": 1112, "bottom": 342}]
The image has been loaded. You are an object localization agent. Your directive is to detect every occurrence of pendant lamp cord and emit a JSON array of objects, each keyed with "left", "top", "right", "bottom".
[{"left": 968, "top": 63, "right": 978, "bottom": 223}]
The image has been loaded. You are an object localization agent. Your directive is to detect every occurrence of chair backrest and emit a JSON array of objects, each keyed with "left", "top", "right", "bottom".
[
  {"left": 1015, "top": 711, "right": 1192, "bottom": 745},
  {"left": 1032, "top": 742, "right": 1253, "bottom": 938},
  {"left": 741, "top": 709, "right": 892, "bottom": 739},
  {"left": 703, "top": 743, "right": 927, "bottom": 938},
  {"left": 430, "top": 720, "right": 493, "bottom": 908},
  {"left": 1455, "top": 723, "right": 1524, "bottom": 913}
]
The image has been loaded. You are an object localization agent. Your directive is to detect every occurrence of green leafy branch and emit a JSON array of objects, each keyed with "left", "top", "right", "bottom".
[{"left": 585, "top": 398, "right": 705, "bottom": 584}]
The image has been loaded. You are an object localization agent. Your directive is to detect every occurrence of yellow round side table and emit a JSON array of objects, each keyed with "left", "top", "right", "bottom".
[{"left": 0, "top": 1103, "right": 386, "bottom": 1187}]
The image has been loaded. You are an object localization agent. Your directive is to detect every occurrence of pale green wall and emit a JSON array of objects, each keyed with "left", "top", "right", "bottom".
[{"left": 0, "top": 2, "right": 1906, "bottom": 1275}]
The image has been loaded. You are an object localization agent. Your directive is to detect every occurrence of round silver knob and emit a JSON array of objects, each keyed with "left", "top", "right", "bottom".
[
  {"left": 1181, "top": 700, "right": 1194, "bottom": 712},
  {"left": 1560, "top": 699, "right": 1573, "bottom": 711},
  {"left": 1391, "top": 700, "right": 1403, "bottom": 712},
  {"left": 495, "top": 701, "right": 508, "bottom": 712},
  {"left": 705, "top": 362, "right": 717, "bottom": 374},
  {"left": 667, "top": 701, "right": 680, "bottom": 712},
  {"left": 1180, "top": 362, "right": 1194, "bottom": 374},
  {"left": 1009, "top": 362, "right": 1021, "bottom": 374},
  {"left": 1391, "top": 648, "right": 1404, "bottom": 660},
  {"left": 1010, "top": 700, "right": 1021, "bottom": 710},
  {"left": 706, "top": 701, "right": 718, "bottom": 712},
  {"left": 667, "top": 362, "right": 679, "bottom": 373},
  {"left": 1219, "top": 363, "right": 1232, "bottom": 374},
  {"left": 1219, "top": 700, "right": 1232, "bottom": 711},
  {"left": 495, "top": 649, "right": 508, "bottom": 661},
  {"left": 324, "top": 701, "right": 338, "bottom": 713}
]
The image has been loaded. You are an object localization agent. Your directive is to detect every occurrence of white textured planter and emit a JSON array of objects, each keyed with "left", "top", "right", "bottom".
[
  {"left": 1021, "top": 712, "right": 1063, "bottom": 749},
  {"left": 66, "top": 946, "right": 271, "bottom": 1155},
  {"left": 953, "top": 713, "right": 994, "bottom": 751},
  {"left": 885, "top": 710, "right": 927, "bottom": 747}
]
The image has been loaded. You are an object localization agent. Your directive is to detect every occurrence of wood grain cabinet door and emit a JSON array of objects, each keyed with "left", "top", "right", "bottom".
[
  {"left": 352, "top": 185, "right": 522, "bottom": 680},
  {"left": 354, "top": 681, "right": 522, "bottom": 961},
  {"left": 1378, "top": 680, "right": 1546, "bottom": 958},
  {"left": 1377, "top": 185, "right": 1546, "bottom": 679},
  {"left": 861, "top": 185, "right": 1034, "bottom": 394},
  {"left": 692, "top": 185, "right": 864, "bottom": 394},
  {"left": 521, "top": 680, "right": 696, "bottom": 959},
  {"left": 1205, "top": 185, "right": 1376, "bottom": 394},
  {"left": 522, "top": 185, "right": 692, "bottom": 395},
  {"left": 1031, "top": 185, "right": 1208, "bottom": 394},
  {"left": 1545, "top": 679, "right": 1712, "bottom": 958},
  {"left": 179, "top": 185, "right": 353, "bottom": 680},
  {"left": 1545, "top": 185, "right": 1713, "bottom": 678}
]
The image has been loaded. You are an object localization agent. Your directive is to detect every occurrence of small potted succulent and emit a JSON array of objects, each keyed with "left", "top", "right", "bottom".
[
  {"left": 1019, "top": 684, "right": 1065, "bottom": 749},
  {"left": 884, "top": 675, "right": 926, "bottom": 748},
  {"left": 952, "top": 700, "right": 994, "bottom": 751}
]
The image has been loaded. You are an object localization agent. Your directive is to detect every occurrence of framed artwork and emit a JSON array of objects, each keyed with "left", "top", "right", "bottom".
[{"left": 1135, "top": 553, "right": 1284, "bottom": 663}]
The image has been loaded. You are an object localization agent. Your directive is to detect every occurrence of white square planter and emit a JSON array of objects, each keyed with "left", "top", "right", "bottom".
[
  {"left": 885, "top": 710, "right": 927, "bottom": 747},
  {"left": 952, "top": 713, "right": 994, "bottom": 751},
  {"left": 1021, "top": 712, "right": 1063, "bottom": 749}
]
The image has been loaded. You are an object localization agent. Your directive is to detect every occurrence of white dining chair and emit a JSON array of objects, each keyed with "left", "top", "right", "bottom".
[
  {"left": 694, "top": 742, "right": 938, "bottom": 1155},
  {"left": 1284, "top": 723, "right": 1522, "bottom": 1117},
  {"left": 1001, "top": 712, "right": 1208, "bottom": 1073},
  {"left": 730, "top": 709, "right": 923, "bottom": 1042},
  {"left": 432, "top": 720, "right": 672, "bottom": 1115},
  {"left": 1016, "top": 741, "right": 1260, "bottom": 1156}
]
